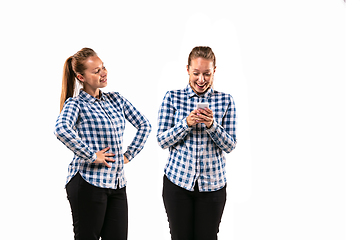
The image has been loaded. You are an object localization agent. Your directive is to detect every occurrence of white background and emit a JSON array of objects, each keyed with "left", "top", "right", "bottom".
[{"left": 0, "top": 0, "right": 350, "bottom": 239}]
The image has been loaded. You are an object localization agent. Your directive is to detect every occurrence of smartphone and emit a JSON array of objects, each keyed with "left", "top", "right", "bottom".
[{"left": 196, "top": 103, "right": 209, "bottom": 109}]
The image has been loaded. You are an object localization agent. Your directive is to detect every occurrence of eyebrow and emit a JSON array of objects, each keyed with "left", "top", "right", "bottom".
[
  {"left": 193, "top": 69, "right": 212, "bottom": 72},
  {"left": 92, "top": 62, "right": 104, "bottom": 71}
]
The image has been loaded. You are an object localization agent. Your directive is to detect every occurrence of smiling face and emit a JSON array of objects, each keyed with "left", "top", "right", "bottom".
[
  {"left": 187, "top": 57, "right": 216, "bottom": 95},
  {"left": 77, "top": 55, "right": 107, "bottom": 98}
]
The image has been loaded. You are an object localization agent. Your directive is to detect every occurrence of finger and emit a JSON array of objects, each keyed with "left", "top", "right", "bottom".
[
  {"left": 190, "top": 114, "right": 198, "bottom": 121},
  {"left": 197, "top": 113, "right": 208, "bottom": 119},
  {"left": 200, "top": 108, "right": 213, "bottom": 116},
  {"left": 105, "top": 157, "right": 116, "bottom": 162},
  {"left": 196, "top": 114, "right": 208, "bottom": 121},
  {"left": 192, "top": 109, "right": 199, "bottom": 115},
  {"left": 104, "top": 162, "right": 112, "bottom": 168},
  {"left": 197, "top": 109, "right": 209, "bottom": 116},
  {"left": 197, "top": 112, "right": 210, "bottom": 120},
  {"left": 102, "top": 147, "right": 111, "bottom": 153},
  {"left": 189, "top": 111, "right": 197, "bottom": 117},
  {"left": 204, "top": 107, "right": 212, "bottom": 113},
  {"left": 197, "top": 115, "right": 212, "bottom": 124},
  {"left": 105, "top": 153, "right": 116, "bottom": 157},
  {"left": 196, "top": 118, "right": 209, "bottom": 123}
]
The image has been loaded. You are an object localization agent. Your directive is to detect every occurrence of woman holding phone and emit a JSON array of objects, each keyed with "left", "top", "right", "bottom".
[
  {"left": 157, "top": 46, "right": 237, "bottom": 240},
  {"left": 54, "top": 47, "right": 151, "bottom": 240}
]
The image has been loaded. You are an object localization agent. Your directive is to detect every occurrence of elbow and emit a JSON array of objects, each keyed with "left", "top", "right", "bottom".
[
  {"left": 158, "top": 143, "right": 167, "bottom": 150},
  {"left": 137, "top": 120, "right": 152, "bottom": 139},
  {"left": 147, "top": 122, "right": 152, "bottom": 133},
  {"left": 142, "top": 119, "right": 152, "bottom": 134},
  {"left": 156, "top": 134, "right": 169, "bottom": 150},
  {"left": 53, "top": 127, "right": 58, "bottom": 138},
  {"left": 157, "top": 139, "right": 166, "bottom": 150},
  {"left": 145, "top": 122, "right": 152, "bottom": 140},
  {"left": 54, "top": 121, "right": 68, "bottom": 141},
  {"left": 53, "top": 124, "right": 62, "bottom": 139},
  {"left": 160, "top": 143, "right": 169, "bottom": 150},
  {"left": 224, "top": 141, "right": 237, "bottom": 154}
]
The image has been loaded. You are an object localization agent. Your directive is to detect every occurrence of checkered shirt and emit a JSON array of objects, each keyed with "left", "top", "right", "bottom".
[
  {"left": 54, "top": 90, "right": 151, "bottom": 189},
  {"left": 157, "top": 84, "right": 237, "bottom": 192}
]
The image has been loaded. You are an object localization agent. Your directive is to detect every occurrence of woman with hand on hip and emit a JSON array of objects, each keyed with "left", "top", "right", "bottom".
[
  {"left": 54, "top": 47, "right": 151, "bottom": 240},
  {"left": 157, "top": 46, "right": 237, "bottom": 240}
]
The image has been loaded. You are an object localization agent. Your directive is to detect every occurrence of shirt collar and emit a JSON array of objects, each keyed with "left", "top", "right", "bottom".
[
  {"left": 79, "top": 89, "right": 106, "bottom": 103},
  {"left": 186, "top": 84, "right": 213, "bottom": 99}
]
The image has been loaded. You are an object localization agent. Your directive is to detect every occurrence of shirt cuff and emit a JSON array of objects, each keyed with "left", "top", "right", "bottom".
[
  {"left": 124, "top": 151, "right": 132, "bottom": 162},
  {"left": 205, "top": 120, "right": 217, "bottom": 135},
  {"left": 181, "top": 118, "right": 191, "bottom": 131},
  {"left": 88, "top": 152, "right": 97, "bottom": 163}
]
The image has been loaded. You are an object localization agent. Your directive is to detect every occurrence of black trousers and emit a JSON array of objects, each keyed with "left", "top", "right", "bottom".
[
  {"left": 162, "top": 175, "right": 227, "bottom": 240},
  {"left": 66, "top": 173, "right": 128, "bottom": 240}
]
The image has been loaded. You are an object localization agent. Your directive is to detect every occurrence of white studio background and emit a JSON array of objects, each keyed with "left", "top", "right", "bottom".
[
  {"left": 346, "top": 1, "right": 360, "bottom": 240},
  {"left": 0, "top": 0, "right": 346, "bottom": 240}
]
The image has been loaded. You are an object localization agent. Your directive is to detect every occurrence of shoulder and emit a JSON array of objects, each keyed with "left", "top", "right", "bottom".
[
  {"left": 60, "top": 97, "right": 82, "bottom": 117},
  {"left": 103, "top": 91, "right": 126, "bottom": 102},
  {"left": 164, "top": 88, "right": 187, "bottom": 99},
  {"left": 104, "top": 91, "right": 121, "bottom": 98},
  {"left": 212, "top": 90, "right": 236, "bottom": 107},
  {"left": 213, "top": 90, "right": 234, "bottom": 100},
  {"left": 160, "top": 89, "right": 186, "bottom": 108},
  {"left": 103, "top": 92, "right": 137, "bottom": 109},
  {"left": 63, "top": 96, "right": 80, "bottom": 109}
]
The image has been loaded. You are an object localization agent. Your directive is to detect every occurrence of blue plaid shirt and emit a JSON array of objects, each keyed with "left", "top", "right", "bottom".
[
  {"left": 157, "top": 84, "right": 237, "bottom": 192},
  {"left": 54, "top": 90, "right": 151, "bottom": 189}
]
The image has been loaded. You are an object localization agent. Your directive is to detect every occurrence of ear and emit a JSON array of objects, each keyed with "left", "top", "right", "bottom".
[
  {"left": 77, "top": 74, "right": 84, "bottom": 83},
  {"left": 213, "top": 66, "right": 216, "bottom": 74},
  {"left": 186, "top": 65, "right": 190, "bottom": 75}
]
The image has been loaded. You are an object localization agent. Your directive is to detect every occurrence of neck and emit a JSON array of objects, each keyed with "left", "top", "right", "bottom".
[{"left": 84, "top": 87, "right": 100, "bottom": 99}]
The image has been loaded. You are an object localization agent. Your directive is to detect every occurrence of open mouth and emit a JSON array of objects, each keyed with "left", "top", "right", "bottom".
[
  {"left": 100, "top": 78, "right": 107, "bottom": 83},
  {"left": 196, "top": 83, "right": 206, "bottom": 89}
]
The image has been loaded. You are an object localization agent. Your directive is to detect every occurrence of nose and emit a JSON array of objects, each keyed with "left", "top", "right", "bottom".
[
  {"left": 100, "top": 68, "right": 107, "bottom": 77},
  {"left": 198, "top": 74, "right": 205, "bottom": 82}
]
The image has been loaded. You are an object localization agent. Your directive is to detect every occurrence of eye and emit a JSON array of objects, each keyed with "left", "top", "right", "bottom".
[{"left": 193, "top": 72, "right": 199, "bottom": 76}]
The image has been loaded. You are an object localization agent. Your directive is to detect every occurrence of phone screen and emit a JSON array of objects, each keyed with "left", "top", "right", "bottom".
[{"left": 196, "top": 103, "right": 209, "bottom": 109}]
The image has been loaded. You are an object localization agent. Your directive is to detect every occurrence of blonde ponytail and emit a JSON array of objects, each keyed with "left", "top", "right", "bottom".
[
  {"left": 60, "top": 56, "right": 76, "bottom": 112},
  {"left": 59, "top": 48, "right": 97, "bottom": 112}
]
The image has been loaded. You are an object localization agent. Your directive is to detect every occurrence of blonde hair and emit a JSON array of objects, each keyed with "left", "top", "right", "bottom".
[
  {"left": 188, "top": 46, "right": 216, "bottom": 67},
  {"left": 60, "top": 48, "right": 97, "bottom": 111}
]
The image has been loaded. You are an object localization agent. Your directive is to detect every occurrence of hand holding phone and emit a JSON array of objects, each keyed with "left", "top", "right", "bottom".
[
  {"left": 195, "top": 102, "right": 214, "bottom": 128},
  {"left": 187, "top": 102, "right": 213, "bottom": 127}
]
